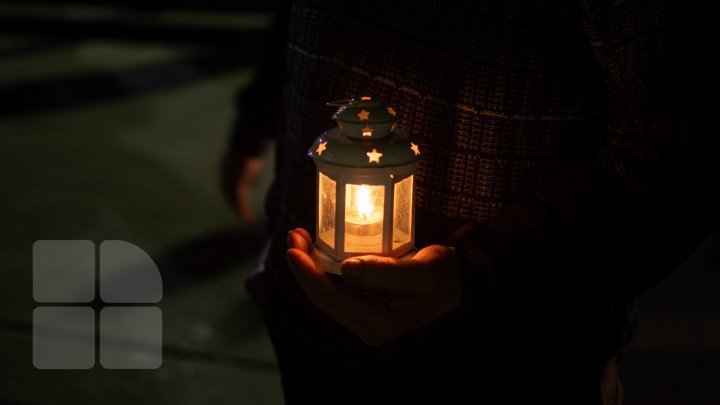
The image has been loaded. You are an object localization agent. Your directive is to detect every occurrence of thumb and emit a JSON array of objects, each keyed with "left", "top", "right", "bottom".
[{"left": 340, "top": 255, "right": 420, "bottom": 291}]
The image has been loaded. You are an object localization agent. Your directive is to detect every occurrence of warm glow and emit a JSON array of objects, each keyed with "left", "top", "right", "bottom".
[
  {"left": 345, "top": 183, "right": 384, "bottom": 253},
  {"left": 356, "top": 185, "right": 374, "bottom": 218},
  {"left": 362, "top": 125, "right": 374, "bottom": 137},
  {"left": 357, "top": 109, "right": 370, "bottom": 120},
  {"left": 366, "top": 148, "right": 383, "bottom": 163},
  {"left": 347, "top": 184, "right": 382, "bottom": 225},
  {"left": 410, "top": 142, "right": 420, "bottom": 156},
  {"left": 318, "top": 172, "right": 336, "bottom": 249},
  {"left": 392, "top": 175, "right": 413, "bottom": 250}
]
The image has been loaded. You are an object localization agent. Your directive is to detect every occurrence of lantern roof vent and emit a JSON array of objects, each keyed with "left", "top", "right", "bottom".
[{"left": 330, "top": 98, "right": 398, "bottom": 140}]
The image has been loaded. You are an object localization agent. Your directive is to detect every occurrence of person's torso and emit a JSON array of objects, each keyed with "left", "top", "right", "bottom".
[{"left": 272, "top": 0, "right": 607, "bottom": 246}]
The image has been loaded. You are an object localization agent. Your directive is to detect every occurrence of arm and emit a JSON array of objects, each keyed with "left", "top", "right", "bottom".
[{"left": 222, "top": 0, "right": 292, "bottom": 220}]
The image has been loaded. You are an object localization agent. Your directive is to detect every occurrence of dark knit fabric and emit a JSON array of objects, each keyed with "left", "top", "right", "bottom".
[
  {"left": 274, "top": 0, "right": 608, "bottom": 231},
  {"left": 235, "top": 0, "right": 719, "bottom": 402},
  {"left": 261, "top": 0, "right": 719, "bottom": 291}
]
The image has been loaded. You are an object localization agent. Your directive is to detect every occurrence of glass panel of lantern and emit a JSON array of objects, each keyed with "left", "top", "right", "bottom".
[
  {"left": 392, "top": 175, "right": 413, "bottom": 251},
  {"left": 317, "top": 172, "right": 336, "bottom": 249}
]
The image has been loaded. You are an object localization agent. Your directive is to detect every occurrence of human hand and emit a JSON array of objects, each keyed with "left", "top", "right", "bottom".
[
  {"left": 286, "top": 228, "right": 462, "bottom": 346},
  {"left": 221, "top": 152, "right": 263, "bottom": 222}
]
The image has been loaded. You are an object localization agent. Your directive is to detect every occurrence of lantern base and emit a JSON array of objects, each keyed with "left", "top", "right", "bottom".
[{"left": 311, "top": 246, "right": 417, "bottom": 275}]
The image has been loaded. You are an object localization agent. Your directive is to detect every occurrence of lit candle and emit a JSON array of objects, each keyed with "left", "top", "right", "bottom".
[{"left": 345, "top": 184, "right": 383, "bottom": 239}]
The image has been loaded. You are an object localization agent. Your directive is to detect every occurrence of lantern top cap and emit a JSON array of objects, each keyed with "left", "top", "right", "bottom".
[{"left": 329, "top": 98, "right": 398, "bottom": 140}]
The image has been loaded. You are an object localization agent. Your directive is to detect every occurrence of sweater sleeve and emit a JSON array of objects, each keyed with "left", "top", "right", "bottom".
[{"left": 454, "top": 0, "right": 719, "bottom": 357}]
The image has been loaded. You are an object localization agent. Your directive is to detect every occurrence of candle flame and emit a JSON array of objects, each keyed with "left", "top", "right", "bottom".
[{"left": 356, "top": 185, "right": 374, "bottom": 218}]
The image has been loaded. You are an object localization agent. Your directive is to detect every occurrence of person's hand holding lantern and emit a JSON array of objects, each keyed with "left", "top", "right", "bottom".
[
  {"left": 287, "top": 228, "right": 462, "bottom": 347},
  {"left": 286, "top": 98, "right": 462, "bottom": 346}
]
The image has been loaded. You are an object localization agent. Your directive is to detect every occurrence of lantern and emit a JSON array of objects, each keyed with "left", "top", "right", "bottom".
[{"left": 308, "top": 98, "right": 421, "bottom": 274}]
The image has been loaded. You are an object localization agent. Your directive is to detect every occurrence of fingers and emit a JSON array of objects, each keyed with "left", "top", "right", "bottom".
[
  {"left": 286, "top": 247, "right": 392, "bottom": 343},
  {"left": 286, "top": 248, "right": 364, "bottom": 307},
  {"left": 285, "top": 235, "right": 459, "bottom": 347},
  {"left": 286, "top": 245, "right": 435, "bottom": 347},
  {"left": 286, "top": 247, "right": 348, "bottom": 308},
  {"left": 287, "top": 229, "right": 313, "bottom": 253},
  {"left": 286, "top": 248, "right": 323, "bottom": 278},
  {"left": 294, "top": 228, "right": 313, "bottom": 246}
]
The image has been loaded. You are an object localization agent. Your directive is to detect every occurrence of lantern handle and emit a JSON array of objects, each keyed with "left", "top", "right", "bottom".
[{"left": 326, "top": 99, "right": 356, "bottom": 107}]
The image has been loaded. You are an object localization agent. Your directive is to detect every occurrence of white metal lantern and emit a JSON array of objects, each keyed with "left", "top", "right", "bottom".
[{"left": 308, "top": 98, "right": 421, "bottom": 274}]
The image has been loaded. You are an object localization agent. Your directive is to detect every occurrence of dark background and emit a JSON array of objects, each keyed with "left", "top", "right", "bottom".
[{"left": 0, "top": 1, "right": 718, "bottom": 403}]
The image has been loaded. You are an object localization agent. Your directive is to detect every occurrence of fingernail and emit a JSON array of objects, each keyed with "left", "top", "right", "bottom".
[{"left": 341, "top": 259, "right": 363, "bottom": 280}]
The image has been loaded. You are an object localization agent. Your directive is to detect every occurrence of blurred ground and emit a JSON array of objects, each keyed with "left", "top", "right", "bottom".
[
  {"left": 0, "top": 2, "right": 281, "bottom": 404},
  {"left": 0, "top": 2, "right": 718, "bottom": 404}
]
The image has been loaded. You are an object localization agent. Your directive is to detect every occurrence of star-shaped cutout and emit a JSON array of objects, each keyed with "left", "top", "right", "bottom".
[
  {"left": 367, "top": 148, "right": 383, "bottom": 164},
  {"left": 357, "top": 109, "right": 370, "bottom": 120},
  {"left": 361, "top": 125, "right": 373, "bottom": 137},
  {"left": 387, "top": 107, "right": 397, "bottom": 116},
  {"left": 410, "top": 142, "right": 421, "bottom": 156},
  {"left": 316, "top": 141, "right": 327, "bottom": 156}
]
